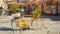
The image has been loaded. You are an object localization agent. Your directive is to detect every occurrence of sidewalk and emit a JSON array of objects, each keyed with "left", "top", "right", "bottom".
[{"left": 0, "top": 16, "right": 60, "bottom": 34}]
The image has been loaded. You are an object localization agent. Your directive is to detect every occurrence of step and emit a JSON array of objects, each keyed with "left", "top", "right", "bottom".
[
  {"left": 0, "top": 16, "right": 9, "bottom": 19},
  {"left": 0, "top": 16, "right": 11, "bottom": 23}
]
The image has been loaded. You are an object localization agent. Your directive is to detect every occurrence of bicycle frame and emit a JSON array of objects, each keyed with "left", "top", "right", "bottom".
[{"left": 17, "top": 13, "right": 40, "bottom": 29}]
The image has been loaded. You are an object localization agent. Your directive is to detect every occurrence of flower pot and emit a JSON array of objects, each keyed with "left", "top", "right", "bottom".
[{"left": 12, "top": 13, "right": 21, "bottom": 17}]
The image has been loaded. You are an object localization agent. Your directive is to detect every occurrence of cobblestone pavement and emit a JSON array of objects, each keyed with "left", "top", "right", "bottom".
[{"left": 0, "top": 16, "right": 60, "bottom": 34}]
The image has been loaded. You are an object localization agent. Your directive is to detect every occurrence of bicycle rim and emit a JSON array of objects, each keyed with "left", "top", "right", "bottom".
[{"left": 32, "top": 20, "right": 42, "bottom": 30}]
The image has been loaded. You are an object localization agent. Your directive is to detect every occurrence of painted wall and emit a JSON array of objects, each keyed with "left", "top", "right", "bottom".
[{"left": 0, "top": 0, "right": 3, "bottom": 7}]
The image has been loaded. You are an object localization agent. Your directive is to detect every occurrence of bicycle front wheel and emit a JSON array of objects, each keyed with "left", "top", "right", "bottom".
[{"left": 31, "top": 19, "right": 43, "bottom": 30}]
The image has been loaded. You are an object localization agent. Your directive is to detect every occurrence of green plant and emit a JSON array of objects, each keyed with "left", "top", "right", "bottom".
[
  {"left": 10, "top": 4, "right": 20, "bottom": 13},
  {"left": 33, "top": 9, "right": 41, "bottom": 18},
  {"left": 34, "top": 9, "right": 40, "bottom": 14}
]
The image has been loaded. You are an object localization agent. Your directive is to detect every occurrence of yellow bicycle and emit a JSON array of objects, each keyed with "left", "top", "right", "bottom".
[
  {"left": 17, "top": 12, "right": 42, "bottom": 30},
  {"left": 11, "top": 9, "right": 42, "bottom": 31}
]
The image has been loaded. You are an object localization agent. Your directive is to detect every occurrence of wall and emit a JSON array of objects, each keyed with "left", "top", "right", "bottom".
[{"left": 0, "top": 0, "right": 3, "bottom": 7}]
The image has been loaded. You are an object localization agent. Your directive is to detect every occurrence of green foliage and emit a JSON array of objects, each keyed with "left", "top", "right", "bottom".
[
  {"left": 16, "top": 8, "right": 20, "bottom": 13},
  {"left": 34, "top": 9, "right": 40, "bottom": 14},
  {"left": 11, "top": 7, "right": 16, "bottom": 13},
  {"left": 33, "top": 9, "right": 41, "bottom": 18},
  {"left": 10, "top": 4, "right": 20, "bottom": 13}
]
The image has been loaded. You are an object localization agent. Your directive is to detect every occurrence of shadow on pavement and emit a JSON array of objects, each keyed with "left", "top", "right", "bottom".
[
  {"left": 41, "top": 15, "right": 60, "bottom": 21},
  {"left": 0, "top": 27, "right": 33, "bottom": 31},
  {"left": 0, "top": 27, "right": 13, "bottom": 31},
  {"left": 50, "top": 16, "right": 60, "bottom": 21}
]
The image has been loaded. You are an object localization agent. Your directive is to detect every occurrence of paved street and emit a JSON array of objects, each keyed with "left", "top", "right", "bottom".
[{"left": 0, "top": 16, "right": 60, "bottom": 34}]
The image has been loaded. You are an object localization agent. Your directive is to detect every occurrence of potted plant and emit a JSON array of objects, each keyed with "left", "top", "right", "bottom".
[
  {"left": 33, "top": 9, "right": 41, "bottom": 18},
  {"left": 10, "top": 4, "right": 21, "bottom": 17}
]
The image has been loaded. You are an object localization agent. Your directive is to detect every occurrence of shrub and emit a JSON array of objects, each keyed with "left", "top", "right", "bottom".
[{"left": 10, "top": 4, "right": 20, "bottom": 13}]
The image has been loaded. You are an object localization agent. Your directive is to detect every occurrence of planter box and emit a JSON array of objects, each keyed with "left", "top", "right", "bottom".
[{"left": 11, "top": 13, "right": 21, "bottom": 18}]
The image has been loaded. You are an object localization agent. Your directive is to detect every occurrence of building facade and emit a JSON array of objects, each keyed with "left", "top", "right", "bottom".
[{"left": 0, "top": 0, "right": 59, "bottom": 15}]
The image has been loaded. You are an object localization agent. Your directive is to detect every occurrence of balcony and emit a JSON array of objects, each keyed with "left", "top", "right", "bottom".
[
  {"left": 7, "top": 0, "right": 29, "bottom": 5},
  {"left": 7, "top": 0, "right": 12, "bottom": 2}
]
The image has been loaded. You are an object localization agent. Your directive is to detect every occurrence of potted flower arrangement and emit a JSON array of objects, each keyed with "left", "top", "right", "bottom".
[
  {"left": 10, "top": 4, "right": 21, "bottom": 18},
  {"left": 33, "top": 9, "right": 41, "bottom": 18}
]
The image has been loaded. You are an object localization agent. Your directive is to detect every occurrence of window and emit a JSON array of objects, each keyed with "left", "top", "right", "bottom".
[
  {"left": 21, "top": 8, "right": 25, "bottom": 12},
  {"left": 46, "top": 1, "right": 53, "bottom": 5},
  {"left": 17, "top": 0, "right": 19, "bottom": 3}
]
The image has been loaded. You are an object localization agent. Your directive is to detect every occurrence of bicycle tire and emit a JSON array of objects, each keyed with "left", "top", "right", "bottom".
[{"left": 31, "top": 19, "right": 43, "bottom": 30}]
